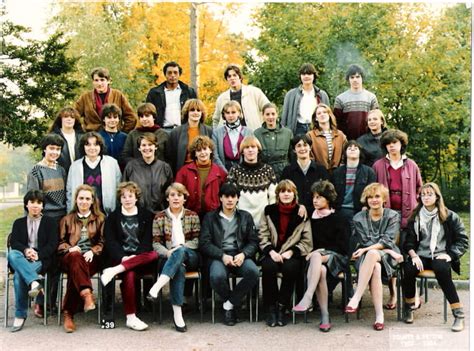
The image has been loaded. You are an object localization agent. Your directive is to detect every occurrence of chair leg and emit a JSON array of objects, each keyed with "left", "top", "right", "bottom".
[
  {"left": 443, "top": 296, "right": 448, "bottom": 323},
  {"left": 211, "top": 289, "right": 215, "bottom": 324},
  {"left": 198, "top": 277, "right": 203, "bottom": 323},
  {"left": 97, "top": 273, "right": 102, "bottom": 325},
  {"left": 292, "top": 284, "right": 296, "bottom": 325},
  {"left": 4, "top": 274, "right": 10, "bottom": 328},
  {"left": 424, "top": 278, "right": 429, "bottom": 303},
  {"left": 43, "top": 273, "right": 48, "bottom": 326},
  {"left": 396, "top": 271, "right": 402, "bottom": 321},
  {"left": 57, "top": 272, "right": 63, "bottom": 326}
]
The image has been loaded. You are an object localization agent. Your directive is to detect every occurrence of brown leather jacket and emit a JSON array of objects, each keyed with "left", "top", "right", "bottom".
[
  {"left": 58, "top": 212, "right": 105, "bottom": 256},
  {"left": 307, "top": 128, "right": 347, "bottom": 172}
]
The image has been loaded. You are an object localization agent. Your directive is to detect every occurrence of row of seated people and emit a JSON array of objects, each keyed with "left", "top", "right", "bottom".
[{"left": 8, "top": 177, "right": 468, "bottom": 334}]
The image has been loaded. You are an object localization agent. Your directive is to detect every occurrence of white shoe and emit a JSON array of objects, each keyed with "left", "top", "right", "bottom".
[
  {"left": 126, "top": 317, "right": 148, "bottom": 331},
  {"left": 101, "top": 268, "right": 115, "bottom": 286}
]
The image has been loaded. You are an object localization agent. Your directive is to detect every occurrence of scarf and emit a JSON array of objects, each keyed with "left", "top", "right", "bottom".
[
  {"left": 312, "top": 208, "right": 335, "bottom": 219},
  {"left": 415, "top": 206, "right": 440, "bottom": 259},
  {"left": 278, "top": 202, "right": 297, "bottom": 246},
  {"left": 225, "top": 118, "right": 241, "bottom": 130},
  {"left": 94, "top": 88, "right": 110, "bottom": 117},
  {"left": 136, "top": 125, "right": 161, "bottom": 132}
]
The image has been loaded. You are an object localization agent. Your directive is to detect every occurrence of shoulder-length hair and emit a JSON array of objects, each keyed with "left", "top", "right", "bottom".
[
  {"left": 360, "top": 183, "right": 389, "bottom": 207},
  {"left": 71, "top": 184, "right": 104, "bottom": 221},
  {"left": 380, "top": 129, "right": 408, "bottom": 155},
  {"left": 275, "top": 179, "right": 298, "bottom": 204},
  {"left": 48, "top": 107, "right": 83, "bottom": 133},
  {"left": 181, "top": 99, "right": 206, "bottom": 124},
  {"left": 312, "top": 103, "right": 338, "bottom": 132},
  {"left": 239, "top": 135, "right": 262, "bottom": 153},
  {"left": 79, "top": 132, "right": 105, "bottom": 158},
  {"left": 409, "top": 182, "right": 449, "bottom": 223}
]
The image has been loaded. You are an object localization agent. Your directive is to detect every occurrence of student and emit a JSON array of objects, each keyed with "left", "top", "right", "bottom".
[
  {"left": 254, "top": 103, "right": 293, "bottom": 180},
  {"left": 212, "top": 100, "right": 253, "bottom": 171},
  {"left": 75, "top": 67, "right": 137, "bottom": 132},
  {"left": 98, "top": 103, "right": 128, "bottom": 163},
  {"left": 48, "top": 107, "right": 84, "bottom": 173},
  {"left": 7, "top": 190, "right": 58, "bottom": 332},
  {"left": 281, "top": 63, "right": 330, "bottom": 136},
  {"left": 146, "top": 61, "right": 197, "bottom": 129},
  {"left": 199, "top": 183, "right": 260, "bottom": 326},
  {"left": 357, "top": 109, "right": 387, "bottom": 167},
  {"left": 333, "top": 64, "right": 379, "bottom": 140},
  {"left": 212, "top": 64, "right": 269, "bottom": 130}
]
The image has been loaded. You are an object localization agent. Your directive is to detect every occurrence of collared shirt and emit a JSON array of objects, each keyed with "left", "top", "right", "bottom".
[
  {"left": 27, "top": 215, "right": 42, "bottom": 249},
  {"left": 166, "top": 207, "right": 185, "bottom": 248},
  {"left": 298, "top": 87, "right": 316, "bottom": 124},
  {"left": 225, "top": 125, "right": 242, "bottom": 156},
  {"left": 386, "top": 154, "right": 407, "bottom": 170},
  {"left": 164, "top": 85, "right": 182, "bottom": 127}
]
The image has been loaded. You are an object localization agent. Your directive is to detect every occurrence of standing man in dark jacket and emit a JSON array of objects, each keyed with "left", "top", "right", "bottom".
[
  {"left": 199, "top": 183, "right": 259, "bottom": 326},
  {"left": 146, "top": 61, "right": 197, "bottom": 131},
  {"left": 281, "top": 63, "right": 330, "bottom": 136}
]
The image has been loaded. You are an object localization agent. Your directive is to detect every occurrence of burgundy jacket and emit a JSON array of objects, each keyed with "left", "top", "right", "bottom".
[
  {"left": 372, "top": 157, "right": 422, "bottom": 229},
  {"left": 175, "top": 162, "right": 227, "bottom": 216}
]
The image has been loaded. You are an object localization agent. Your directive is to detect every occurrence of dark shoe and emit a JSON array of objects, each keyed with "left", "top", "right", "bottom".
[
  {"left": 34, "top": 303, "right": 44, "bottom": 318},
  {"left": 173, "top": 317, "right": 187, "bottom": 333},
  {"left": 277, "top": 304, "right": 287, "bottom": 327},
  {"left": 319, "top": 322, "right": 332, "bottom": 332},
  {"left": 11, "top": 318, "right": 26, "bottom": 333},
  {"left": 146, "top": 293, "right": 158, "bottom": 303},
  {"left": 452, "top": 308, "right": 465, "bottom": 332},
  {"left": 80, "top": 289, "right": 96, "bottom": 312},
  {"left": 223, "top": 309, "right": 236, "bottom": 326},
  {"left": 266, "top": 305, "right": 277, "bottom": 327},
  {"left": 404, "top": 304, "right": 414, "bottom": 324},
  {"left": 383, "top": 302, "right": 397, "bottom": 310},
  {"left": 28, "top": 282, "right": 43, "bottom": 298},
  {"left": 373, "top": 322, "right": 384, "bottom": 331},
  {"left": 63, "top": 311, "right": 76, "bottom": 333}
]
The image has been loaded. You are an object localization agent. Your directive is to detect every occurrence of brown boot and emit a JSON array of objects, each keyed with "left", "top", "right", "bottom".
[
  {"left": 63, "top": 311, "right": 76, "bottom": 333},
  {"left": 80, "top": 288, "right": 96, "bottom": 312}
]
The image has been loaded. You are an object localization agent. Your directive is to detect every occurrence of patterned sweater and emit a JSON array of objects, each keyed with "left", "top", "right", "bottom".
[{"left": 227, "top": 161, "right": 277, "bottom": 228}]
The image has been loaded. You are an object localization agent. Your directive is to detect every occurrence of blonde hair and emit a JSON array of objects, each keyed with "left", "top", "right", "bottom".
[
  {"left": 312, "top": 103, "right": 338, "bottom": 131},
  {"left": 165, "top": 182, "right": 189, "bottom": 201},
  {"left": 275, "top": 179, "right": 298, "bottom": 204},
  {"left": 181, "top": 99, "right": 206, "bottom": 124},
  {"left": 367, "top": 109, "right": 386, "bottom": 129},
  {"left": 221, "top": 100, "right": 242, "bottom": 120},
  {"left": 360, "top": 183, "right": 389, "bottom": 207},
  {"left": 239, "top": 135, "right": 262, "bottom": 153}
]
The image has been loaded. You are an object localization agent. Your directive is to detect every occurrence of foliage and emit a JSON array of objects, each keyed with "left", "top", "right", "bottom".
[
  {"left": 0, "top": 20, "right": 79, "bottom": 147},
  {"left": 246, "top": 3, "right": 471, "bottom": 209},
  {"left": 0, "top": 144, "right": 35, "bottom": 187},
  {"left": 0, "top": 205, "right": 23, "bottom": 250},
  {"left": 51, "top": 2, "right": 247, "bottom": 121}
]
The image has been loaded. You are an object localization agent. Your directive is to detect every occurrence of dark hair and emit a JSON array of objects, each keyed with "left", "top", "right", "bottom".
[
  {"left": 219, "top": 183, "right": 240, "bottom": 198},
  {"left": 101, "top": 103, "right": 122, "bottom": 120},
  {"left": 40, "top": 134, "right": 64, "bottom": 156},
  {"left": 291, "top": 134, "right": 312, "bottom": 149},
  {"left": 311, "top": 180, "right": 337, "bottom": 208},
  {"left": 90, "top": 67, "right": 110, "bottom": 80},
  {"left": 380, "top": 129, "right": 408, "bottom": 155},
  {"left": 224, "top": 64, "right": 243, "bottom": 80},
  {"left": 23, "top": 189, "right": 44, "bottom": 211},
  {"left": 79, "top": 132, "right": 105, "bottom": 158},
  {"left": 345, "top": 64, "right": 365, "bottom": 82},
  {"left": 189, "top": 135, "right": 215, "bottom": 161},
  {"left": 137, "top": 102, "right": 157, "bottom": 119},
  {"left": 163, "top": 61, "right": 183, "bottom": 75},
  {"left": 343, "top": 140, "right": 365, "bottom": 164},
  {"left": 48, "top": 107, "right": 83, "bottom": 133},
  {"left": 298, "top": 63, "right": 317, "bottom": 78}
]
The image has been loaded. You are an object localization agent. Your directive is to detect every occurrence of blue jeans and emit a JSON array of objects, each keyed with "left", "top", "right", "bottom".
[
  {"left": 161, "top": 247, "right": 199, "bottom": 306},
  {"left": 7, "top": 249, "right": 43, "bottom": 318},
  {"left": 295, "top": 122, "right": 311, "bottom": 136},
  {"left": 209, "top": 258, "right": 259, "bottom": 306}
]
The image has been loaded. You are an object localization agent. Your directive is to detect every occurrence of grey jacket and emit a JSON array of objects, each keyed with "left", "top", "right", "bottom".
[{"left": 281, "top": 85, "right": 330, "bottom": 134}]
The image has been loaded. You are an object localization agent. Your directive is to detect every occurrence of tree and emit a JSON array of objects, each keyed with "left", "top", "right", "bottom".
[
  {"left": 246, "top": 3, "right": 470, "bottom": 209},
  {"left": 0, "top": 21, "right": 79, "bottom": 147}
]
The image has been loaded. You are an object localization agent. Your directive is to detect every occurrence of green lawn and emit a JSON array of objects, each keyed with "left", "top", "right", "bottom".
[{"left": 0, "top": 208, "right": 471, "bottom": 280}]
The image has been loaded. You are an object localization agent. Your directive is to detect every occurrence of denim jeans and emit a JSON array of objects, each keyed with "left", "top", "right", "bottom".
[
  {"left": 7, "top": 249, "right": 43, "bottom": 318},
  {"left": 161, "top": 247, "right": 199, "bottom": 306},
  {"left": 209, "top": 258, "right": 259, "bottom": 306},
  {"left": 295, "top": 122, "right": 311, "bottom": 136}
]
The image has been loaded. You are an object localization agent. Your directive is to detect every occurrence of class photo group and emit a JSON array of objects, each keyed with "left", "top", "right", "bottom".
[{"left": 6, "top": 60, "right": 468, "bottom": 336}]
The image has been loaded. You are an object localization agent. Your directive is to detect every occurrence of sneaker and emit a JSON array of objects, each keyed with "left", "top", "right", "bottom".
[{"left": 126, "top": 317, "right": 148, "bottom": 331}]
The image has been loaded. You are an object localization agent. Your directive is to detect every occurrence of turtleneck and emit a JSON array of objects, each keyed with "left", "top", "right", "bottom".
[{"left": 242, "top": 160, "right": 262, "bottom": 169}]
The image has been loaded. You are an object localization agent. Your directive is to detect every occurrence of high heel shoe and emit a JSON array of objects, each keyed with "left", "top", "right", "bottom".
[
  {"left": 344, "top": 305, "right": 358, "bottom": 314},
  {"left": 292, "top": 303, "right": 314, "bottom": 314},
  {"left": 173, "top": 317, "right": 187, "bottom": 333},
  {"left": 373, "top": 322, "right": 384, "bottom": 331},
  {"left": 319, "top": 322, "right": 332, "bottom": 332}
]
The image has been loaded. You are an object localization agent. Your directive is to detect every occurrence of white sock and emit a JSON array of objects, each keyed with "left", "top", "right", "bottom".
[
  {"left": 223, "top": 300, "right": 234, "bottom": 311},
  {"left": 149, "top": 274, "right": 170, "bottom": 298},
  {"left": 30, "top": 281, "right": 40, "bottom": 290},
  {"left": 172, "top": 305, "right": 185, "bottom": 327},
  {"left": 101, "top": 266, "right": 124, "bottom": 286},
  {"left": 126, "top": 313, "right": 137, "bottom": 323}
]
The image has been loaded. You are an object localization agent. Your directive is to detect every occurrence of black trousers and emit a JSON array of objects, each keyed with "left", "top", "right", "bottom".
[
  {"left": 402, "top": 256, "right": 460, "bottom": 304},
  {"left": 261, "top": 256, "right": 303, "bottom": 310}
]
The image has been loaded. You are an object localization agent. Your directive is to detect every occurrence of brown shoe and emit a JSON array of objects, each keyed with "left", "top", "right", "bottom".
[
  {"left": 34, "top": 303, "right": 44, "bottom": 318},
  {"left": 63, "top": 311, "right": 76, "bottom": 333},
  {"left": 80, "top": 288, "right": 96, "bottom": 312}
]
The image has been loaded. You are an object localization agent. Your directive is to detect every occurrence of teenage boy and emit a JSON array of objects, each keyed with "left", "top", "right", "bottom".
[
  {"left": 281, "top": 63, "right": 330, "bottom": 136},
  {"left": 75, "top": 67, "right": 137, "bottom": 133},
  {"left": 333, "top": 64, "right": 379, "bottom": 140},
  {"left": 99, "top": 103, "right": 128, "bottom": 163},
  {"left": 199, "top": 183, "right": 259, "bottom": 326},
  {"left": 212, "top": 64, "right": 269, "bottom": 130},
  {"left": 146, "top": 61, "right": 197, "bottom": 130}
]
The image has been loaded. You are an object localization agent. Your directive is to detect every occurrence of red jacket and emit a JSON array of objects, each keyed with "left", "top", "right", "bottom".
[
  {"left": 372, "top": 157, "right": 422, "bottom": 229},
  {"left": 175, "top": 162, "right": 227, "bottom": 216}
]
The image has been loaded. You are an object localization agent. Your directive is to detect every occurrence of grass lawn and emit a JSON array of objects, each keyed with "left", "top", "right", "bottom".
[{"left": 0, "top": 208, "right": 471, "bottom": 280}]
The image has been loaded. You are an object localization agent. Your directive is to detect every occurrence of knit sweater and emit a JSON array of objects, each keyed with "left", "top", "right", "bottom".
[
  {"left": 333, "top": 89, "right": 379, "bottom": 140},
  {"left": 227, "top": 161, "right": 277, "bottom": 228},
  {"left": 27, "top": 163, "right": 67, "bottom": 218}
]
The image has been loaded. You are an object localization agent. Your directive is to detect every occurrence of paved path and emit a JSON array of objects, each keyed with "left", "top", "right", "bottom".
[{"left": 0, "top": 255, "right": 469, "bottom": 351}]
